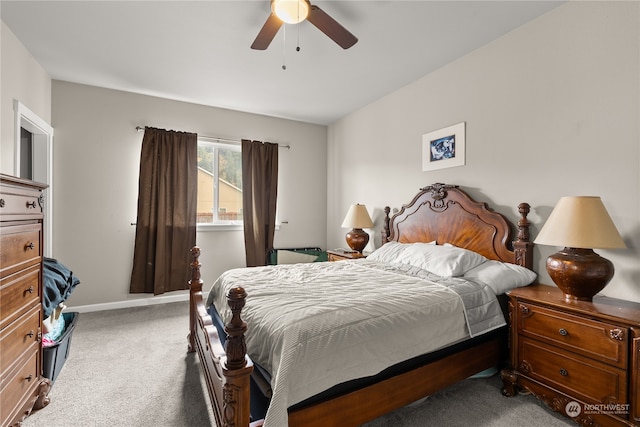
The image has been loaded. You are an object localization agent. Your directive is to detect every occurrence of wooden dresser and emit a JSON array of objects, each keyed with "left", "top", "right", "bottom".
[
  {"left": 501, "top": 284, "right": 640, "bottom": 427},
  {"left": 0, "top": 174, "right": 50, "bottom": 426}
]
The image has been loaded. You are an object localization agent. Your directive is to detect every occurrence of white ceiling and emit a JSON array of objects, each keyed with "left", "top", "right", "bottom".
[{"left": 2, "top": 1, "right": 563, "bottom": 125}]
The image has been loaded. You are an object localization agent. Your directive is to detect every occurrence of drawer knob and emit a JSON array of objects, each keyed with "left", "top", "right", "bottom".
[
  {"left": 559, "top": 328, "right": 569, "bottom": 336},
  {"left": 27, "top": 286, "right": 34, "bottom": 294},
  {"left": 26, "top": 200, "right": 36, "bottom": 209},
  {"left": 0, "top": 198, "right": 4, "bottom": 208},
  {"left": 560, "top": 368, "right": 568, "bottom": 376},
  {"left": 25, "top": 242, "right": 35, "bottom": 250},
  {"left": 25, "top": 374, "right": 33, "bottom": 382},
  {"left": 610, "top": 328, "right": 624, "bottom": 341},
  {"left": 26, "top": 330, "right": 35, "bottom": 338}
]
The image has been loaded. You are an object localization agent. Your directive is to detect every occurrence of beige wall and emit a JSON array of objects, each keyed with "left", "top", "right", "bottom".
[
  {"left": 328, "top": 1, "right": 640, "bottom": 301},
  {"left": 51, "top": 82, "right": 327, "bottom": 306},
  {"left": 0, "top": 22, "right": 52, "bottom": 174}
]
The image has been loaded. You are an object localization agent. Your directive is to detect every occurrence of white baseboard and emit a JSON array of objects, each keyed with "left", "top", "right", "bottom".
[{"left": 67, "top": 292, "right": 206, "bottom": 314}]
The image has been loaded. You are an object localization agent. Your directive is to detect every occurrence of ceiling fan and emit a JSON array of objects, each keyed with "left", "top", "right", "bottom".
[{"left": 251, "top": 0, "right": 358, "bottom": 50}]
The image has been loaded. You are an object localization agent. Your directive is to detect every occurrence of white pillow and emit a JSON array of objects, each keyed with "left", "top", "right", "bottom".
[
  {"left": 402, "top": 244, "right": 487, "bottom": 277},
  {"left": 367, "top": 241, "right": 435, "bottom": 264},
  {"left": 463, "top": 260, "right": 537, "bottom": 295}
]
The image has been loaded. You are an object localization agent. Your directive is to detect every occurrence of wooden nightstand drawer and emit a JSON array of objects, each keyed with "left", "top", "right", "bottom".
[
  {"left": 517, "top": 301, "right": 628, "bottom": 369},
  {"left": 327, "top": 250, "right": 366, "bottom": 262},
  {"left": 519, "top": 337, "right": 627, "bottom": 407}
]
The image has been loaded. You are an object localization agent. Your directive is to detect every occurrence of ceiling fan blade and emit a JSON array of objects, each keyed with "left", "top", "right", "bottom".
[
  {"left": 307, "top": 5, "right": 357, "bottom": 49},
  {"left": 251, "top": 13, "right": 283, "bottom": 50}
]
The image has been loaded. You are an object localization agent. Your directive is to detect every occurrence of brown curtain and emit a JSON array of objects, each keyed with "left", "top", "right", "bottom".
[
  {"left": 242, "top": 139, "right": 278, "bottom": 267},
  {"left": 130, "top": 127, "right": 198, "bottom": 294}
]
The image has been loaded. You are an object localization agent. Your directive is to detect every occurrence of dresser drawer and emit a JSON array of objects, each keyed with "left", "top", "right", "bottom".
[
  {"left": 0, "top": 224, "right": 42, "bottom": 279},
  {"left": 519, "top": 337, "right": 627, "bottom": 407},
  {"left": 0, "top": 350, "right": 39, "bottom": 424},
  {"left": 0, "top": 264, "right": 41, "bottom": 330},
  {"left": 517, "top": 302, "right": 627, "bottom": 369},
  {"left": 0, "top": 184, "right": 43, "bottom": 218},
  {"left": 0, "top": 305, "right": 41, "bottom": 374}
]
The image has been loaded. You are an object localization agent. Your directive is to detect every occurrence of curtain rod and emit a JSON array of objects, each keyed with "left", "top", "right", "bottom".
[{"left": 135, "top": 126, "right": 290, "bottom": 149}]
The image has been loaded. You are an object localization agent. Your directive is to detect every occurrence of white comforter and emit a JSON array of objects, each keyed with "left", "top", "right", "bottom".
[{"left": 207, "top": 259, "right": 505, "bottom": 427}]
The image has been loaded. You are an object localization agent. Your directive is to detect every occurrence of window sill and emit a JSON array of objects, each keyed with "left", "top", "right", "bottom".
[
  {"left": 196, "top": 223, "right": 282, "bottom": 232},
  {"left": 197, "top": 223, "right": 243, "bottom": 232}
]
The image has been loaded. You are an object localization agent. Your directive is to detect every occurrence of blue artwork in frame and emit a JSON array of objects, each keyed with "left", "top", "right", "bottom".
[
  {"left": 430, "top": 134, "right": 456, "bottom": 162},
  {"left": 422, "top": 122, "right": 465, "bottom": 171}
]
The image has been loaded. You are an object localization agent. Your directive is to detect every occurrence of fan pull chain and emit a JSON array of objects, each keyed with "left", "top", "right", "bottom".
[
  {"left": 282, "top": 23, "right": 302, "bottom": 70},
  {"left": 282, "top": 25, "right": 287, "bottom": 70},
  {"left": 296, "top": 0, "right": 301, "bottom": 52}
]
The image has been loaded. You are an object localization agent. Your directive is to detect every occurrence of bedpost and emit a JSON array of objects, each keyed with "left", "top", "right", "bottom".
[
  {"left": 222, "top": 287, "right": 254, "bottom": 427},
  {"left": 224, "top": 287, "right": 248, "bottom": 369},
  {"left": 513, "top": 203, "right": 534, "bottom": 270},
  {"left": 187, "top": 246, "right": 202, "bottom": 353},
  {"left": 186, "top": 248, "right": 254, "bottom": 427},
  {"left": 381, "top": 206, "right": 391, "bottom": 245}
]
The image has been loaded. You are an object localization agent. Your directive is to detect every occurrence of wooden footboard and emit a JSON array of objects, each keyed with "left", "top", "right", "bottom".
[
  {"left": 288, "top": 335, "right": 505, "bottom": 427},
  {"left": 188, "top": 247, "right": 255, "bottom": 427}
]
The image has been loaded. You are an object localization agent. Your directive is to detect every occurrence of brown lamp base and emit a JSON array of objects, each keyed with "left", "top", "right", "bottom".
[
  {"left": 546, "top": 247, "right": 614, "bottom": 301},
  {"left": 345, "top": 228, "right": 369, "bottom": 253}
]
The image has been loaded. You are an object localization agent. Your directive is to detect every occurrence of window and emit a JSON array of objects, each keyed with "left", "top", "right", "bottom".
[{"left": 197, "top": 139, "right": 242, "bottom": 226}]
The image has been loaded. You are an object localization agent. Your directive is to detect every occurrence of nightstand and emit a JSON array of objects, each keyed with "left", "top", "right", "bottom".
[
  {"left": 326, "top": 250, "right": 367, "bottom": 262},
  {"left": 501, "top": 284, "right": 640, "bottom": 427}
]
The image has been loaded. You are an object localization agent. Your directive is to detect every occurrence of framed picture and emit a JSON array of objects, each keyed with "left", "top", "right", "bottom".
[{"left": 422, "top": 122, "right": 466, "bottom": 171}]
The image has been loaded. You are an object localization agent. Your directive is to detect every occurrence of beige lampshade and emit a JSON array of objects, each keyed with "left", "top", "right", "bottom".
[
  {"left": 341, "top": 204, "right": 374, "bottom": 229},
  {"left": 534, "top": 196, "right": 626, "bottom": 249}
]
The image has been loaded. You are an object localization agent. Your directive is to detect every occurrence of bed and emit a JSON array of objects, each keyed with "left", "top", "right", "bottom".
[{"left": 187, "top": 183, "right": 535, "bottom": 427}]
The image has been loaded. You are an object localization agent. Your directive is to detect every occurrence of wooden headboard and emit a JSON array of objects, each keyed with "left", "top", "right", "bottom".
[{"left": 382, "top": 183, "right": 533, "bottom": 269}]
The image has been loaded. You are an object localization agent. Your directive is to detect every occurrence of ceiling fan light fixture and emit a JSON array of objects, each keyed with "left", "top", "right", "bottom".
[{"left": 272, "top": 0, "right": 310, "bottom": 24}]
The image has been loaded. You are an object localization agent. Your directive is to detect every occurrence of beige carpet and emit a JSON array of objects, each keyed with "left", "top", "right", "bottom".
[{"left": 23, "top": 301, "right": 574, "bottom": 427}]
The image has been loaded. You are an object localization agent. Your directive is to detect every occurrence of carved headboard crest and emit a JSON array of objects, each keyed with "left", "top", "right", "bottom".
[{"left": 420, "top": 183, "right": 458, "bottom": 210}]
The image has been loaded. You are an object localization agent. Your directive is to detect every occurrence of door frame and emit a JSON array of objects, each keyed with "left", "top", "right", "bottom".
[{"left": 14, "top": 100, "right": 53, "bottom": 257}]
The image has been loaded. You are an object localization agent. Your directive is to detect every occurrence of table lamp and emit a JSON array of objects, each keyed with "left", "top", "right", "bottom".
[
  {"left": 534, "top": 196, "right": 626, "bottom": 301},
  {"left": 341, "top": 204, "right": 374, "bottom": 253}
]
